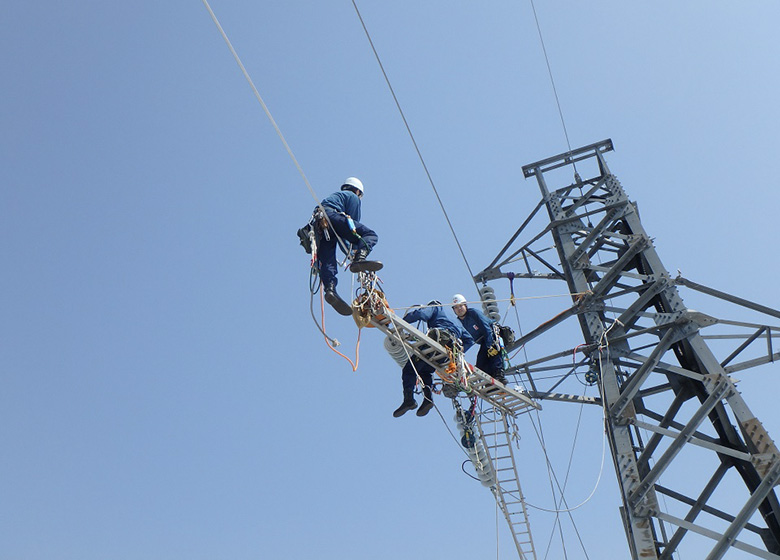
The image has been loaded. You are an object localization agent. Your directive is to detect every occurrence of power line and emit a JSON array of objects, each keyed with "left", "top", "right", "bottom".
[
  {"left": 528, "top": 0, "right": 574, "bottom": 155},
  {"left": 350, "top": 0, "right": 478, "bottom": 289}
]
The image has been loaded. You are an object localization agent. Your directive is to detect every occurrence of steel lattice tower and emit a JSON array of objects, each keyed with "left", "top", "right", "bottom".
[{"left": 475, "top": 140, "right": 780, "bottom": 559}]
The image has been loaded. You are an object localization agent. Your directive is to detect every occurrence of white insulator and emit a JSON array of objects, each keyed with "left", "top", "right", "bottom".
[
  {"left": 454, "top": 411, "right": 471, "bottom": 437},
  {"left": 467, "top": 441, "right": 497, "bottom": 487},
  {"left": 384, "top": 334, "right": 409, "bottom": 367},
  {"left": 454, "top": 412, "right": 464, "bottom": 432},
  {"left": 479, "top": 285, "right": 501, "bottom": 321},
  {"left": 454, "top": 410, "right": 497, "bottom": 487}
]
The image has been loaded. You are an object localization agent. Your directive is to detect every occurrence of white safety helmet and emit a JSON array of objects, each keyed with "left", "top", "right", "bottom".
[
  {"left": 452, "top": 294, "right": 467, "bottom": 305},
  {"left": 341, "top": 177, "right": 364, "bottom": 196}
]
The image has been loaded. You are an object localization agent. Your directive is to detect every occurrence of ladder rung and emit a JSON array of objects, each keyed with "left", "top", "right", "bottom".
[{"left": 502, "top": 497, "right": 523, "bottom": 503}]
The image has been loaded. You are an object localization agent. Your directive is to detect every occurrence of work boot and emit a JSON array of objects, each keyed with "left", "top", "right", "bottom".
[
  {"left": 324, "top": 283, "right": 352, "bottom": 316},
  {"left": 324, "top": 282, "right": 338, "bottom": 303},
  {"left": 416, "top": 387, "right": 434, "bottom": 417},
  {"left": 349, "top": 248, "right": 383, "bottom": 273},
  {"left": 492, "top": 371, "right": 507, "bottom": 385},
  {"left": 393, "top": 390, "right": 417, "bottom": 417}
]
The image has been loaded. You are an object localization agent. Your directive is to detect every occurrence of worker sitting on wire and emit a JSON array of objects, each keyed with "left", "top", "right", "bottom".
[
  {"left": 394, "top": 300, "right": 474, "bottom": 418},
  {"left": 312, "top": 177, "right": 379, "bottom": 316},
  {"left": 452, "top": 293, "right": 507, "bottom": 384}
]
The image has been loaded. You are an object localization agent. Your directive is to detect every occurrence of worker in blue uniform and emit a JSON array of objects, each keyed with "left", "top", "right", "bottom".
[
  {"left": 315, "top": 177, "right": 378, "bottom": 314},
  {"left": 394, "top": 301, "right": 474, "bottom": 418},
  {"left": 452, "top": 293, "right": 507, "bottom": 384}
]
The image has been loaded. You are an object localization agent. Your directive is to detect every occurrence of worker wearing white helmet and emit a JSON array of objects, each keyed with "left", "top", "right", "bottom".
[
  {"left": 452, "top": 293, "right": 507, "bottom": 384},
  {"left": 393, "top": 301, "right": 474, "bottom": 418},
  {"left": 313, "top": 177, "right": 379, "bottom": 315}
]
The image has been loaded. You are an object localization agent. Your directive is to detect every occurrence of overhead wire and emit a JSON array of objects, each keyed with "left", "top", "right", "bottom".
[
  {"left": 501, "top": 290, "right": 597, "bottom": 559},
  {"left": 206, "top": 0, "right": 597, "bottom": 553},
  {"left": 349, "top": 0, "right": 597, "bottom": 554},
  {"left": 494, "top": 2, "right": 617, "bottom": 530},
  {"left": 522, "top": 388, "right": 607, "bottom": 519},
  {"left": 349, "top": 0, "right": 596, "bottom": 552},
  {"left": 528, "top": 0, "right": 575, "bottom": 162},
  {"left": 527, "top": 410, "right": 592, "bottom": 560},
  {"left": 350, "top": 0, "right": 479, "bottom": 292},
  {"left": 506, "top": 294, "right": 613, "bottom": 553},
  {"left": 489, "top": 72, "right": 604, "bottom": 542}
]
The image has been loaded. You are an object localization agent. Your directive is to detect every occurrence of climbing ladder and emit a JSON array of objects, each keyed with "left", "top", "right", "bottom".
[
  {"left": 368, "top": 308, "right": 540, "bottom": 416},
  {"left": 358, "top": 294, "right": 539, "bottom": 557},
  {"left": 478, "top": 409, "right": 538, "bottom": 560}
]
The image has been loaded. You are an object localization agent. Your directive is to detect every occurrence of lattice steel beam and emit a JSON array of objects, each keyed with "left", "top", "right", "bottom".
[{"left": 476, "top": 140, "right": 780, "bottom": 559}]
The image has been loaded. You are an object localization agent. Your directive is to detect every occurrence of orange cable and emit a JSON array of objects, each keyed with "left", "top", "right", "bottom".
[{"left": 320, "top": 289, "right": 361, "bottom": 371}]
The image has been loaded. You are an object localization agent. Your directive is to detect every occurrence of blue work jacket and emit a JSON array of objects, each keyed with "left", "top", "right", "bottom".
[
  {"left": 403, "top": 305, "right": 474, "bottom": 351},
  {"left": 320, "top": 190, "right": 361, "bottom": 222},
  {"left": 458, "top": 307, "right": 497, "bottom": 348}
]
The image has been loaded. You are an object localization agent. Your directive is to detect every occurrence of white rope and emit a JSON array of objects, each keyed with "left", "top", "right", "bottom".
[
  {"left": 201, "top": 0, "right": 353, "bottom": 256},
  {"left": 523, "top": 417, "right": 607, "bottom": 514},
  {"left": 506, "top": 303, "right": 608, "bottom": 516},
  {"left": 201, "top": 0, "right": 318, "bottom": 204}
]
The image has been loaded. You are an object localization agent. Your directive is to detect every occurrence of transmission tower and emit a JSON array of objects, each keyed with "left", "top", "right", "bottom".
[{"left": 475, "top": 139, "right": 780, "bottom": 559}]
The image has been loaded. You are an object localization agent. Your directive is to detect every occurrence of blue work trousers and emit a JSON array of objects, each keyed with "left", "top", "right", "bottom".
[
  {"left": 317, "top": 211, "right": 378, "bottom": 287},
  {"left": 476, "top": 345, "right": 504, "bottom": 376},
  {"left": 402, "top": 358, "right": 435, "bottom": 392}
]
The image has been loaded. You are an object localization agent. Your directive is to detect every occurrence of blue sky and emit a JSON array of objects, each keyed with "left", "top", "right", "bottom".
[{"left": 3, "top": 2, "right": 780, "bottom": 559}]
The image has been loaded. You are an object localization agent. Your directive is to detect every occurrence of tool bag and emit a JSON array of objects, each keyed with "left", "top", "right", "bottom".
[
  {"left": 489, "top": 323, "right": 515, "bottom": 355},
  {"left": 296, "top": 223, "right": 314, "bottom": 254},
  {"left": 296, "top": 208, "right": 330, "bottom": 254},
  {"left": 498, "top": 324, "right": 515, "bottom": 346},
  {"left": 427, "top": 327, "right": 455, "bottom": 350}
]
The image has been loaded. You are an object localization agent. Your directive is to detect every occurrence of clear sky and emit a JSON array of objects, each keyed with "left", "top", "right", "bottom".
[{"left": 3, "top": 2, "right": 779, "bottom": 559}]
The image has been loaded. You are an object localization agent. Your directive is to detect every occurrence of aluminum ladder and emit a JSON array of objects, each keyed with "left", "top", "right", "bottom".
[
  {"left": 364, "top": 302, "right": 539, "bottom": 558},
  {"left": 478, "top": 409, "right": 537, "bottom": 560},
  {"left": 369, "top": 308, "right": 540, "bottom": 416}
]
